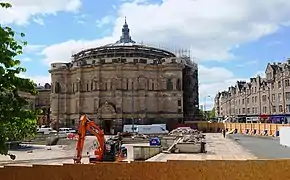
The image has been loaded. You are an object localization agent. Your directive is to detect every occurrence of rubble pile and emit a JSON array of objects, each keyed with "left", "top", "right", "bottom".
[
  {"left": 168, "top": 127, "right": 205, "bottom": 144},
  {"left": 169, "top": 127, "right": 201, "bottom": 136},
  {"left": 181, "top": 135, "right": 202, "bottom": 143}
]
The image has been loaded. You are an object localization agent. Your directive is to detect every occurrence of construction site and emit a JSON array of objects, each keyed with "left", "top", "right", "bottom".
[
  {"left": 2, "top": 121, "right": 290, "bottom": 179},
  {"left": 0, "top": 123, "right": 249, "bottom": 166},
  {"left": 2, "top": 20, "right": 290, "bottom": 179}
]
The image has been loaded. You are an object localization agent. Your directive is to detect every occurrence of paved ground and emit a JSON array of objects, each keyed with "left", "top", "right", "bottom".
[
  {"left": 147, "top": 133, "right": 257, "bottom": 161},
  {"left": 0, "top": 136, "right": 98, "bottom": 166},
  {"left": 4, "top": 133, "right": 285, "bottom": 166},
  {"left": 0, "top": 136, "right": 147, "bottom": 166},
  {"left": 228, "top": 134, "right": 290, "bottom": 159}
]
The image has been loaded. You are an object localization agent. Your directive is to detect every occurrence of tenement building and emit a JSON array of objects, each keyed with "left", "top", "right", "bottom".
[
  {"left": 19, "top": 83, "right": 51, "bottom": 126},
  {"left": 35, "top": 83, "right": 51, "bottom": 125},
  {"left": 49, "top": 19, "right": 199, "bottom": 133},
  {"left": 214, "top": 59, "right": 290, "bottom": 120}
]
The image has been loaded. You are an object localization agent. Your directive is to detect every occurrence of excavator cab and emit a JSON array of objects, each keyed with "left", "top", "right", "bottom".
[
  {"left": 88, "top": 138, "right": 126, "bottom": 163},
  {"left": 103, "top": 138, "right": 124, "bottom": 161}
]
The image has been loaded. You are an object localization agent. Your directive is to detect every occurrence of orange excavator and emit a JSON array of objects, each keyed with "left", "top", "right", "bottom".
[{"left": 73, "top": 115, "right": 126, "bottom": 164}]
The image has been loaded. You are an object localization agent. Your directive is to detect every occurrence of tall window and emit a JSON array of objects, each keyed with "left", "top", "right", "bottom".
[
  {"left": 166, "top": 79, "right": 173, "bottom": 90},
  {"left": 279, "top": 105, "right": 283, "bottom": 112},
  {"left": 286, "top": 104, "right": 290, "bottom": 112},
  {"left": 176, "top": 79, "right": 181, "bottom": 90},
  {"left": 272, "top": 94, "right": 276, "bottom": 101},
  {"left": 285, "top": 79, "right": 290, "bottom": 87},
  {"left": 55, "top": 82, "right": 61, "bottom": 93},
  {"left": 272, "top": 106, "right": 276, "bottom": 113},
  {"left": 91, "top": 81, "right": 94, "bottom": 90},
  {"left": 278, "top": 93, "right": 282, "bottom": 102},
  {"left": 262, "top": 95, "right": 267, "bottom": 102},
  {"left": 278, "top": 81, "right": 282, "bottom": 88}
]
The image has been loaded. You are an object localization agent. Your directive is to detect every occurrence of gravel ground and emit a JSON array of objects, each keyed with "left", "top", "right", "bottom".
[{"left": 228, "top": 134, "right": 290, "bottom": 159}]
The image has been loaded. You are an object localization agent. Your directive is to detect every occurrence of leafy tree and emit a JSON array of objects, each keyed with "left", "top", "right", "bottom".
[
  {"left": 0, "top": 2, "right": 38, "bottom": 157},
  {"left": 209, "top": 108, "right": 216, "bottom": 119}
]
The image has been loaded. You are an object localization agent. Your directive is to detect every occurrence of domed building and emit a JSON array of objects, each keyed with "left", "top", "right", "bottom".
[{"left": 49, "top": 19, "right": 199, "bottom": 134}]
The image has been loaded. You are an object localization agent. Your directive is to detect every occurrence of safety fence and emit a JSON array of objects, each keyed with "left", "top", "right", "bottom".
[
  {"left": 1, "top": 160, "right": 290, "bottom": 180},
  {"left": 183, "top": 122, "right": 290, "bottom": 137},
  {"left": 223, "top": 123, "right": 290, "bottom": 137}
]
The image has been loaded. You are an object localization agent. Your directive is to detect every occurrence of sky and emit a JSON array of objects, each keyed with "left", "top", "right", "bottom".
[{"left": 1, "top": 0, "right": 290, "bottom": 110}]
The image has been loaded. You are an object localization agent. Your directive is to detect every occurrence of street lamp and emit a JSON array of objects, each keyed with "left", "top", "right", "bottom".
[
  {"left": 131, "top": 81, "right": 135, "bottom": 132},
  {"left": 204, "top": 95, "right": 210, "bottom": 120},
  {"left": 55, "top": 81, "right": 61, "bottom": 134},
  {"left": 204, "top": 95, "right": 211, "bottom": 111}
]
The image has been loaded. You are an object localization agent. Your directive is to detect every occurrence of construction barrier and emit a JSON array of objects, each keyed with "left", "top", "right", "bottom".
[
  {"left": 185, "top": 122, "right": 290, "bottom": 137},
  {"left": 222, "top": 123, "right": 290, "bottom": 137},
  {"left": 2, "top": 160, "right": 290, "bottom": 180}
]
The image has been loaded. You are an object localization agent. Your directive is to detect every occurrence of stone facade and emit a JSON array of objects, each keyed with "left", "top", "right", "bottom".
[
  {"left": 49, "top": 20, "right": 199, "bottom": 133},
  {"left": 18, "top": 91, "right": 36, "bottom": 110},
  {"left": 214, "top": 59, "right": 290, "bottom": 118},
  {"left": 19, "top": 84, "right": 51, "bottom": 126},
  {"left": 35, "top": 83, "right": 51, "bottom": 125}
]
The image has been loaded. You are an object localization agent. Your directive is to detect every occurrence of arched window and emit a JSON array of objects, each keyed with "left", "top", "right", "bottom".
[
  {"left": 166, "top": 79, "right": 173, "bottom": 90},
  {"left": 126, "top": 79, "right": 128, "bottom": 90},
  {"left": 72, "top": 83, "right": 75, "bottom": 93},
  {"left": 176, "top": 78, "right": 181, "bottom": 90},
  {"left": 55, "top": 82, "right": 61, "bottom": 93},
  {"left": 91, "top": 80, "right": 94, "bottom": 90}
]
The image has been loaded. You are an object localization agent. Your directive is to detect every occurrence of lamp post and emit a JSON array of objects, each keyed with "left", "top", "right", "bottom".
[
  {"left": 204, "top": 95, "right": 210, "bottom": 120},
  {"left": 131, "top": 81, "right": 135, "bottom": 132},
  {"left": 55, "top": 81, "right": 60, "bottom": 134}
]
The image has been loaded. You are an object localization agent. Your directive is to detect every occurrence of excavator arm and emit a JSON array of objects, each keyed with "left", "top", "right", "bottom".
[{"left": 73, "top": 115, "right": 105, "bottom": 164}]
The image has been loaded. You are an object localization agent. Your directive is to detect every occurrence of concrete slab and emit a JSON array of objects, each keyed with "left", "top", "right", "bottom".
[
  {"left": 146, "top": 133, "right": 257, "bottom": 161},
  {"left": 122, "top": 143, "right": 149, "bottom": 162}
]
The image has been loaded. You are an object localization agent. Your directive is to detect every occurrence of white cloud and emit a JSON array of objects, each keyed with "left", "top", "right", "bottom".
[
  {"left": 41, "top": 37, "right": 117, "bottom": 65},
  {"left": 39, "top": 0, "right": 290, "bottom": 65},
  {"left": 74, "top": 14, "right": 87, "bottom": 24},
  {"left": 254, "top": 70, "right": 266, "bottom": 78},
  {"left": 32, "top": 17, "right": 44, "bottom": 25},
  {"left": 266, "top": 40, "right": 281, "bottom": 46},
  {"left": 21, "top": 57, "right": 32, "bottom": 62},
  {"left": 23, "top": 44, "right": 46, "bottom": 54},
  {"left": 18, "top": 73, "right": 50, "bottom": 85},
  {"left": 199, "top": 65, "right": 234, "bottom": 84},
  {"left": 96, "top": 16, "right": 115, "bottom": 28},
  {"left": 0, "top": 0, "right": 82, "bottom": 25},
  {"left": 11, "top": 0, "right": 290, "bottom": 109},
  {"left": 236, "top": 60, "right": 258, "bottom": 67},
  {"left": 199, "top": 78, "right": 248, "bottom": 110}
]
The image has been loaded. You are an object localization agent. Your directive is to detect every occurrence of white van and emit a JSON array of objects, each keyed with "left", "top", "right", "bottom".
[
  {"left": 37, "top": 127, "right": 57, "bottom": 135},
  {"left": 123, "top": 124, "right": 168, "bottom": 134}
]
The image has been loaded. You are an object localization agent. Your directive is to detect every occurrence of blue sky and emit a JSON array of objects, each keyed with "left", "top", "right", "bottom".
[{"left": 2, "top": 0, "right": 290, "bottom": 109}]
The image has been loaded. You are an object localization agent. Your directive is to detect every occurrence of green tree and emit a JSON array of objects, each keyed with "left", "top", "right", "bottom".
[
  {"left": 198, "top": 109, "right": 204, "bottom": 117},
  {"left": 209, "top": 108, "right": 216, "bottom": 119},
  {"left": 0, "top": 2, "right": 38, "bottom": 157}
]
